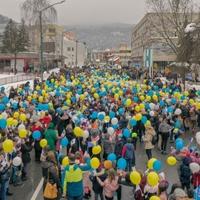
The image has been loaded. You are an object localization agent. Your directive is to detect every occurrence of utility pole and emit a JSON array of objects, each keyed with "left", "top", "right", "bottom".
[{"left": 75, "top": 40, "right": 78, "bottom": 67}]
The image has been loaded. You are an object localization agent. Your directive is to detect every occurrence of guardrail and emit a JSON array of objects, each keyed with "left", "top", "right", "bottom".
[{"left": 0, "top": 74, "right": 36, "bottom": 85}]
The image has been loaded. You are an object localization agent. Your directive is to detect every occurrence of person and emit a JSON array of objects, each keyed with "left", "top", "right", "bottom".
[
  {"left": 158, "top": 180, "right": 169, "bottom": 200},
  {"left": 63, "top": 155, "right": 90, "bottom": 200},
  {"left": 143, "top": 124, "right": 156, "bottom": 160},
  {"left": 44, "top": 123, "right": 58, "bottom": 151},
  {"left": 97, "top": 169, "right": 119, "bottom": 200},
  {"left": 114, "top": 136, "right": 124, "bottom": 160},
  {"left": 179, "top": 157, "right": 191, "bottom": 191},
  {"left": 42, "top": 151, "right": 61, "bottom": 200},
  {"left": 173, "top": 188, "right": 188, "bottom": 200},
  {"left": 102, "top": 134, "right": 113, "bottom": 160},
  {"left": 159, "top": 118, "right": 172, "bottom": 154},
  {"left": 122, "top": 138, "right": 135, "bottom": 171},
  {"left": 20, "top": 138, "right": 33, "bottom": 181}
]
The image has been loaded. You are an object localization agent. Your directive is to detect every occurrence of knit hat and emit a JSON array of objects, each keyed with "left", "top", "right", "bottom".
[{"left": 174, "top": 188, "right": 187, "bottom": 198}]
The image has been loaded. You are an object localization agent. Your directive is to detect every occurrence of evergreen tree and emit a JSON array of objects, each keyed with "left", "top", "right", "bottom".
[{"left": 1, "top": 19, "right": 29, "bottom": 73}]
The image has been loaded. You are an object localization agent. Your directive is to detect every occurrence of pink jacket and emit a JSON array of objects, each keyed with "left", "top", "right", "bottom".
[{"left": 98, "top": 177, "right": 119, "bottom": 198}]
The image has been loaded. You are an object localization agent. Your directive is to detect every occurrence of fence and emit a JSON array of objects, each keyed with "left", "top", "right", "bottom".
[{"left": 0, "top": 74, "right": 36, "bottom": 85}]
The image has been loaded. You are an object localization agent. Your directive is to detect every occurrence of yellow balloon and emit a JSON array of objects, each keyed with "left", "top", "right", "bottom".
[
  {"left": 36, "top": 85, "right": 40, "bottom": 90},
  {"left": 3, "top": 139, "right": 14, "bottom": 153},
  {"left": 126, "top": 99, "right": 132, "bottom": 106},
  {"left": 38, "top": 96, "right": 44, "bottom": 103},
  {"left": 147, "top": 172, "right": 159, "bottom": 186},
  {"left": 167, "top": 156, "right": 177, "bottom": 166},
  {"left": 139, "top": 103, "right": 145, "bottom": 110},
  {"left": 40, "top": 139, "right": 48, "bottom": 148},
  {"left": 66, "top": 99, "right": 71, "bottom": 105},
  {"left": 189, "top": 99, "right": 194, "bottom": 105},
  {"left": 184, "top": 91, "right": 189, "bottom": 96},
  {"left": 19, "top": 129, "right": 27, "bottom": 138},
  {"left": 80, "top": 94, "right": 85, "bottom": 101},
  {"left": 146, "top": 96, "right": 151, "bottom": 102},
  {"left": 62, "top": 156, "right": 69, "bottom": 167},
  {"left": 13, "top": 112, "right": 19, "bottom": 119},
  {"left": 92, "top": 145, "right": 102, "bottom": 155},
  {"left": 140, "top": 95, "right": 145, "bottom": 101},
  {"left": 12, "top": 119, "right": 18, "bottom": 126},
  {"left": 147, "top": 158, "right": 157, "bottom": 169},
  {"left": 150, "top": 196, "right": 160, "bottom": 200},
  {"left": 135, "top": 113, "right": 142, "bottom": 121},
  {"left": 153, "top": 95, "right": 158, "bottom": 101},
  {"left": 7, "top": 117, "right": 14, "bottom": 126},
  {"left": 130, "top": 171, "right": 141, "bottom": 185},
  {"left": 104, "top": 116, "right": 110, "bottom": 123},
  {"left": 74, "top": 127, "right": 83, "bottom": 137},
  {"left": 94, "top": 93, "right": 99, "bottom": 99},
  {"left": 33, "top": 93, "right": 37, "bottom": 99},
  {"left": 90, "top": 157, "right": 100, "bottom": 169},
  {"left": 20, "top": 113, "right": 26, "bottom": 122},
  {"left": 135, "top": 105, "right": 140, "bottom": 112},
  {"left": 114, "top": 93, "right": 119, "bottom": 100}
]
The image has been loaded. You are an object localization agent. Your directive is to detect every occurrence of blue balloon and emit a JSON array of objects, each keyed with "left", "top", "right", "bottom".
[
  {"left": 109, "top": 111, "right": 116, "bottom": 119},
  {"left": 91, "top": 111, "right": 98, "bottom": 119},
  {"left": 71, "top": 96, "right": 76, "bottom": 103},
  {"left": 117, "top": 158, "right": 127, "bottom": 170},
  {"left": 0, "top": 118, "right": 7, "bottom": 129},
  {"left": 133, "top": 96, "right": 139, "bottom": 103},
  {"left": 12, "top": 102, "right": 18, "bottom": 110},
  {"left": 171, "top": 98, "right": 177, "bottom": 105},
  {"left": 167, "top": 106, "right": 173, "bottom": 113},
  {"left": 159, "top": 100, "right": 165, "bottom": 107},
  {"left": 118, "top": 108, "right": 125, "bottom": 115},
  {"left": 141, "top": 116, "right": 148, "bottom": 124},
  {"left": 61, "top": 137, "right": 69, "bottom": 147},
  {"left": 175, "top": 120, "right": 181, "bottom": 129},
  {"left": 130, "top": 119, "right": 137, "bottom": 127},
  {"left": 98, "top": 113, "right": 105, "bottom": 121},
  {"left": 153, "top": 160, "right": 162, "bottom": 171},
  {"left": 175, "top": 138, "right": 184, "bottom": 150},
  {"left": 112, "top": 124, "right": 119, "bottom": 129},
  {"left": 0, "top": 104, "right": 5, "bottom": 111},
  {"left": 32, "top": 131, "right": 41, "bottom": 140},
  {"left": 107, "top": 153, "right": 117, "bottom": 161},
  {"left": 123, "top": 128, "right": 130, "bottom": 138},
  {"left": 2, "top": 96, "right": 9, "bottom": 104}
]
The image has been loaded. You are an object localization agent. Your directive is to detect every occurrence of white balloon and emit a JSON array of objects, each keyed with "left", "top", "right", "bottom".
[
  {"left": 1, "top": 112, "right": 8, "bottom": 119},
  {"left": 196, "top": 132, "right": 200, "bottom": 140},
  {"left": 197, "top": 137, "right": 200, "bottom": 145},
  {"left": 83, "top": 130, "right": 89, "bottom": 139},
  {"left": 149, "top": 103, "right": 155, "bottom": 110},
  {"left": 189, "top": 162, "right": 200, "bottom": 174},
  {"left": 111, "top": 117, "right": 118, "bottom": 125},
  {"left": 154, "top": 105, "right": 160, "bottom": 111},
  {"left": 13, "top": 157, "right": 22, "bottom": 167},
  {"left": 26, "top": 113, "right": 30, "bottom": 119},
  {"left": 150, "top": 111, "right": 155, "bottom": 117},
  {"left": 175, "top": 108, "right": 182, "bottom": 115},
  {"left": 18, "top": 124, "right": 25, "bottom": 130},
  {"left": 107, "top": 127, "right": 115, "bottom": 135}
]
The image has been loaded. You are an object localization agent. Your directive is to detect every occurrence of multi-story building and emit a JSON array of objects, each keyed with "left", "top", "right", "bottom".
[
  {"left": 63, "top": 35, "right": 87, "bottom": 67},
  {"left": 131, "top": 13, "right": 177, "bottom": 68}
]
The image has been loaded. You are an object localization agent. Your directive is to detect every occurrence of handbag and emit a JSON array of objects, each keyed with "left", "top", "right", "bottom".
[{"left": 43, "top": 168, "right": 58, "bottom": 199}]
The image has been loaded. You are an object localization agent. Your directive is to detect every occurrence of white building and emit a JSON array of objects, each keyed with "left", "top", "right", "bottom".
[{"left": 63, "top": 36, "right": 87, "bottom": 67}]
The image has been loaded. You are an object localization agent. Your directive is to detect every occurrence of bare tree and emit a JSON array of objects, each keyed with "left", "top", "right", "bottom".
[
  {"left": 21, "top": 0, "right": 57, "bottom": 25},
  {"left": 146, "top": 0, "right": 198, "bottom": 61}
]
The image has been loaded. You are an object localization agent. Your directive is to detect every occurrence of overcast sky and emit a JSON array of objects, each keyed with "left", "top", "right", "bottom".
[{"left": 0, "top": 0, "right": 146, "bottom": 25}]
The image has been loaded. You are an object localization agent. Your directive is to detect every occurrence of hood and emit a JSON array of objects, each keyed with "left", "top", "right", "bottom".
[{"left": 48, "top": 122, "right": 55, "bottom": 129}]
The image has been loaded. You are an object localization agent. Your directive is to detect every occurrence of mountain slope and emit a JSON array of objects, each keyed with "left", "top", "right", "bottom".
[{"left": 64, "top": 23, "right": 134, "bottom": 50}]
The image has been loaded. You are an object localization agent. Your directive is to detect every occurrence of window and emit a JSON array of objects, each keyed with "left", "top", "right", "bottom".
[
  {"left": 67, "top": 47, "right": 71, "bottom": 51},
  {"left": 72, "top": 47, "right": 74, "bottom": 51}
]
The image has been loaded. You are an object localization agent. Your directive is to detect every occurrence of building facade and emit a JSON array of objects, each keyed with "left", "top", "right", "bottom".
[{"left": 131, "top": 13, "right": 177, "bottom": 68}]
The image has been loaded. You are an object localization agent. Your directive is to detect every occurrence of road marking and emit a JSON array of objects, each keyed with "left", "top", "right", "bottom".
[{"left": 30, "top": 177, "right": 44, "bottom": 200}]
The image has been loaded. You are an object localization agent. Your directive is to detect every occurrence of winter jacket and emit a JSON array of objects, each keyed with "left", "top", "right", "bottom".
[
  {"left": 103, "top": 139, "right": 113, "bottom": 154},
  {"left": 98, "top": 176, "right": 119, "bottom": 198},
  {"left": 42, "top": 160, "right": 61, "bottom": 190},
  {"left": 159, "top": 121, "right": 172, "bottom": 133},
  {"left": 179, "top": 158, "right": 191, "bottom": 185},
  {"left": 21, "top": 142, "right": 32, "bottom": 164},
  {"left": 114, "top": 140, "right": 124, "bottom": 158},
  {"left": 122, "top": 143, "right": 134, "bottom": 159},
  {"left": 144, "top": 127, "right": 156, "bottom": 149}
]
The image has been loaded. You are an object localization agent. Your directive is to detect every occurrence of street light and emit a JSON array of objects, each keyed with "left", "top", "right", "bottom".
[{"left": 39, "top": 0, "right": 66, "bottom": 81}]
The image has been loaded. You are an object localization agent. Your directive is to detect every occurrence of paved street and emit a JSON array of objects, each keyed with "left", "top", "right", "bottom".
[{"left": 8, "top": 137, "right": 185, "bottom": 200}]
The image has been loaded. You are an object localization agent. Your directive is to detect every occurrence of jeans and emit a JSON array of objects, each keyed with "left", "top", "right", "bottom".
[
  {"left": 67, "top": 194, "right": 83, "bottom": 200},
  {"left": 161, "top": 133, "right": 169, "bottom": 152},
  {"left": 0, "top": 180, "right": 8, "bottom": 200},
  {"left": 126, "top": 159, "right": 133, "bottom": 171},
  {"left": 22, "top": 163, "right": 29, "bottom": 178},
  {"left": 146, "top": 149, "right": 152, "bottom": 160},
  {"left": 94, "top": 192, "right": 104, "bottom": 200}
]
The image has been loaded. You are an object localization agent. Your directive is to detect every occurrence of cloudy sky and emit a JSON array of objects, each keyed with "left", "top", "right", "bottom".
[{"left": 0, "top": 0, "right": 146, "bottom": 25}]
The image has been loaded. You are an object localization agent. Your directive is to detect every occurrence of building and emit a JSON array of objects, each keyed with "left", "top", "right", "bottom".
[
  {"left": 131, "top": 13, "right": 177, "bottom": 68},
  {"left": 63, "top": 32, "right": 87, "bottom": 67}
]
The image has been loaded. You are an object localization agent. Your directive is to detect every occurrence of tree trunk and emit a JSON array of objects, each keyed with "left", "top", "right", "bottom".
[{"left": 14, "top": 53, "right": 17, "bottom": 74}]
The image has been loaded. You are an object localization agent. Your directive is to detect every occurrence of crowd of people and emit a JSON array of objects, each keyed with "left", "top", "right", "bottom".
[{"left": 0, "top": 68, "right": 200, "bottom": 200}]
